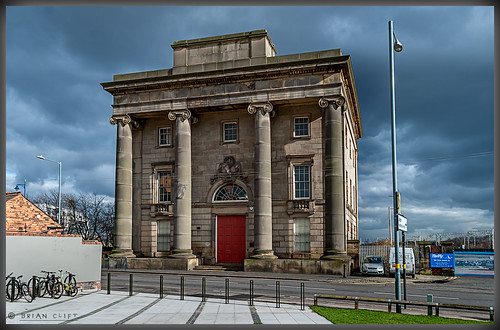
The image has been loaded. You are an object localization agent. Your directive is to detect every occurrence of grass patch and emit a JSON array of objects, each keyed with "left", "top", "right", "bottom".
[{"left": 310, "top": 306, "right": 493, "bottom": 324}]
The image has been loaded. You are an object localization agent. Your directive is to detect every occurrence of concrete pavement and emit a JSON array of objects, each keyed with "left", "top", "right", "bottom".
[
  {"left": 6, "top": 271, "right": 465, "bottom": 325},
  {"left": 6, "top": 290, "right": 331, "bottom": 325}
]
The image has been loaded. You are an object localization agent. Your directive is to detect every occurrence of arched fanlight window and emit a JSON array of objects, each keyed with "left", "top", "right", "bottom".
[{"left": 213, "top": 184, "right": 248, "bottom": 201}]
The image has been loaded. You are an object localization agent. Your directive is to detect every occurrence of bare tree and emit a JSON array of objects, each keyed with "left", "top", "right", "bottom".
[
  {"left": 32, "top": 191, "right": 61, "bottom": 223},
  {"left": 31, "top": 190, "right": 114, "bottom": 247}
]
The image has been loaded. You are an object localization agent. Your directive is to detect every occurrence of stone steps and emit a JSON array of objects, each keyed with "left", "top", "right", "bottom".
[{"left": 194, "top": 264, "right": 243, "bottom": 272}]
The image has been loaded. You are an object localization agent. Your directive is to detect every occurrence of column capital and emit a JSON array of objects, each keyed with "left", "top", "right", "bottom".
[
  {"left": 168, "top": 109, "right": 191, "bottom": 122},
  {"left": 319, "top": 96, "right": 346, "bottom": 110},
  {"left": 248, "top": 102, "right": 273, "bottom": 115},
  {"left": 110, "top": 114, "right": 143, "bottom": 128},
  {"left": 110, "top": 114, "right": 132, "bottom": 126}
]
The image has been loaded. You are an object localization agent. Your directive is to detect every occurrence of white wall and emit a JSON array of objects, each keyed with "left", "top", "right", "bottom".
[{"left": 6, "top": 235, "right": 102, "bottom": 283}]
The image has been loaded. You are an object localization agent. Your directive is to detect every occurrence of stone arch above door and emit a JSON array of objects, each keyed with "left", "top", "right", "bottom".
[
  {"left": 213, "top": 183, "right": 248, "bottom": 202},
  {"left": 206, "top": 179, "right": 253, "bottom": 206}
]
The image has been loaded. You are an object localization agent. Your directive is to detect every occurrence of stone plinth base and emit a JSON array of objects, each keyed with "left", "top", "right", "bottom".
[
  {"left": 126, "top": 257, "right": 199, "bottom": 270},
  {"left": 244, "top": 257, "right": 353, "bottom": 275}
]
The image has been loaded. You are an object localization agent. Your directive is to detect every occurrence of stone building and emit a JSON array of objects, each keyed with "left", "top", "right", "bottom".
[{"left": 101, "top": 30, "right": 362, "bottom": 273}]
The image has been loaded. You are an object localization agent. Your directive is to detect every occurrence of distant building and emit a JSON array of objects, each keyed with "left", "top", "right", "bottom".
[{"left": 102, "top": 30, "right": 362, "bottom": 272}]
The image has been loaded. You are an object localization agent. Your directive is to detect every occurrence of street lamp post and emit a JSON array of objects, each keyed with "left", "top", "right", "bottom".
[
  {"left": 389, "top": 20, "right": 403, "bottom": 313},
  {"left": 37, "top": 155, "right": 62, "bottom": 225},
  {"left": 15, "top": 179, "right": 27, "bottom": 197}
]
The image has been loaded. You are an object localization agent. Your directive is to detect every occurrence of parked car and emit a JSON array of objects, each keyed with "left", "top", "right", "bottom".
[{"left": 362, "top": 255, "right": 385, "bottom": 276}]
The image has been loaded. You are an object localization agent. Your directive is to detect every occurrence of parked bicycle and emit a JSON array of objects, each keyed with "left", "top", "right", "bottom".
[
  {"left": 61, "top": 271, "right": 78, "bottom": 297},
  {"left": 37, "top": 270, "right": 58, "bottom": 298},
  {"left": 5, "top": 272, "right": 20, "bottom": 301},
  {"left": 6, "top": 274, "right": 33, "bottom": 303},
  {"left": 50, "top": 270, "right": 66, "bottom": 299}
]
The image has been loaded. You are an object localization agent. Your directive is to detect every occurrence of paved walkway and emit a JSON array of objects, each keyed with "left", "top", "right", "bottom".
[{"left": 6, "top": 290, "right": 331, "bottom": 324}]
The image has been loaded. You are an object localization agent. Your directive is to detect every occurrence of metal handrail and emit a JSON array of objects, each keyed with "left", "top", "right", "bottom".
[{"left": 313, "top": 294, "right": 494, "bottom": 321}]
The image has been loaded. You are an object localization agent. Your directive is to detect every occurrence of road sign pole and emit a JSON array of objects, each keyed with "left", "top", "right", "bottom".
[{"left": 403, "top": 231, "right": 407, "bottom": 308}]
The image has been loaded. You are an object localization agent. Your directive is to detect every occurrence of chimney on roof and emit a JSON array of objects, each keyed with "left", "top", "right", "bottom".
[{"left": 171, "top": 29, "right": 277, "bottom": 74}]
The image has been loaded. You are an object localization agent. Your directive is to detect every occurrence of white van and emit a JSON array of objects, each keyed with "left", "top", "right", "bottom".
[{"left": 389, "top": 247, "right": 415, "bottom": 278}]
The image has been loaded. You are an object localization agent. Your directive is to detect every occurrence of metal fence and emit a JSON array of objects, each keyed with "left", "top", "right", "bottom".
[
  {"left": 313, "top": 294, "right": 494, "bottom": 321},
  {"left": 103, "top": 272, "right": 306, "bottom": 310}
]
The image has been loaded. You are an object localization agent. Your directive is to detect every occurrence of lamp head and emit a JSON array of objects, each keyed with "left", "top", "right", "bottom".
[
  {"left": 36, "top": 155, "right": 45, "bottom": 160},
  {"left": 14, "top": 185, "right": 20, "bottom": 191},
  {"left": 394, "top": 39, "right": 403, "bottom": 52}
]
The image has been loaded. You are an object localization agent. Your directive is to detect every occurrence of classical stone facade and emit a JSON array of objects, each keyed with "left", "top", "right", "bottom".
[{"left": 102, "top": 30, "right": 362, "bottom": 271}]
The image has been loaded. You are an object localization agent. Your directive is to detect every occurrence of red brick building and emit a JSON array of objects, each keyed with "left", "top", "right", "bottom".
[{"left": 6, "top": 192, "right": 63, "bottom": 236}]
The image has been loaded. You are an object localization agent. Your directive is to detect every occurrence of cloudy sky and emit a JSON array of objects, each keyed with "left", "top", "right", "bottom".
[{"left": 5, "top": 4, "right": 495, "bottom": 241}]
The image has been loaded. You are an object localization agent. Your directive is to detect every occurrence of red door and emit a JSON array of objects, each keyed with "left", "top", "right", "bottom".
[{"left": 217, "top": 215, "right": 246, "bottom": 264}]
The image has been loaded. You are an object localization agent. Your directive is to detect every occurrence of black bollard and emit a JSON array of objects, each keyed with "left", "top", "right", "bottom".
[
  {"left": 300, "top": 282, "right": 305, "bottom": 310},
  {"left": 225, "top": 278, "right": 229, "bottom": 304},
  {"left": 276, "top": 281, "right": 280, "bottom": 308},
  {"left": 129, "top": 274, "right": 133, "bottom": 296},
  {"left": 160, "top": 275, "right": 164, "bottom": 299},
  {"left": 10, "top": 277, "right": 15, "bottom": 302},
  {"left": 202, "top": 277, "right": 206, "bottom": 302},
  {"left": 249, "top": 280, "right": 254, "bottom": 306},
  {"left": 180, "top": 276, "right": 185, "bottom": 300},
  {"left": 32, "top": 276, "right": 37, "bottom": 300}
]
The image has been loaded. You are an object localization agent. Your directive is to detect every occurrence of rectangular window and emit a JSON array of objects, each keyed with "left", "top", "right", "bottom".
[
  {"left": 157, "top": 221, "right": 171, "bottom": 252},
  {"left": 294, "top": 218, "right": 310, "bottom": 252},
  {"left": 158, "top": 171, "right": 172, "bottom": 203},
  {"left": 223, "top": 122, "right": 238, "bottom": 142},
  {"left": 294, "top": 165, "right": 310, "bottom": 199},
  {"left": 293, "top": 117, "right": 309, "bottom": 137},
  {"left": 159, "top": 127, "right": 172, "bottom": 147}
]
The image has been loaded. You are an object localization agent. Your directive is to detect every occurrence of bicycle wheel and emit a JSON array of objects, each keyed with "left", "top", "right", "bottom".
[
  {"left": 64, "top": 276, "right": 78, "bottom": 296},
  {"left": 21, "top": 284, "right": 33, "bottom": 303},
  {"left": 46, "top": 279, "right": 56, "bottom": 298},
  {"left": 52, "top": 282, "right": 63, "bottom": 299},
  {"left": 5, "top": 279, "right": 20, "bottom": 301},
  {"left": 38, "top": 279, "right": 48, "bottom": 297}
]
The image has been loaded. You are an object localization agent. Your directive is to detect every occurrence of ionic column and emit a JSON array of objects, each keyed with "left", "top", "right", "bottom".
[
  {"left": 319, "top": 97, "right": 348, "bottom": 258},
  {"left": 110, "top": 114, "right": 135, "bottom": 257},
  {"left": 168, "top": 110, "right": 196, "bottom": 259},
  {"left": 248, "top": 102, "right": 277, "bottom": 259}
]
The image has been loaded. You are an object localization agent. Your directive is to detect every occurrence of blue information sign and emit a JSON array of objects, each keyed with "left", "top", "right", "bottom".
[{"left": 430, "top": 253, "right": 454, "bottom": 268}]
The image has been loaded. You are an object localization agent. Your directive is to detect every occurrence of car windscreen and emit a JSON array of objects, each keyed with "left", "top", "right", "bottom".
[{"left": 364, "top": 257, "right": 382, "bottom": 264}]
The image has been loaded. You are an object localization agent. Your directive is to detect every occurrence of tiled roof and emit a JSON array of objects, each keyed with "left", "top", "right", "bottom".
[{"left": 5, "top": 192, "right": 63, "bottom": 235}]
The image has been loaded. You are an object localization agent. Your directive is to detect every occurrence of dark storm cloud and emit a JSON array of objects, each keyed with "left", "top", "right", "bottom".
[{"left": 5, "top": 5, "right": 494, "bottom": 240}]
